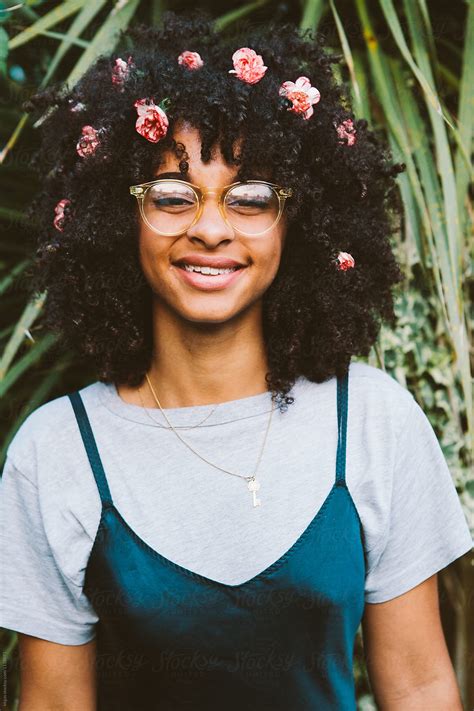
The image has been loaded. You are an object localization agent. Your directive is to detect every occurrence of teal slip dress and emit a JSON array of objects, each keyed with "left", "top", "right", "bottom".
[{"left": 68, "top": 368, "right": 367, "bottom": 710}]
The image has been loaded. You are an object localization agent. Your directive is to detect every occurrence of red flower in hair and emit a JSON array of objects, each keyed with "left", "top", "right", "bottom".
[
  {"left": 177, "top": 51, "right": 204, "bottom": 70},
  {"left": 278, "top": 76, "right": 320, "bottom": 120},
  {"left": 336, "top": 252, "right": 355, "bottom": 271},
  {"left": 76, "top": 125, "right": 100, "bottom": 157},
  {"left": 228, "top": 47, "right": 267, "bottom": 85},
  {"left": 336, "top": 119, "right": 357, "bottom": 146},
  {"left": 53, "top": 198, "right": 70, "bottom": 232},
  {"left": 134, "top": 98, "right": 169, "bottom": 143},
  {"left": 112, "top": 56, "right": 134, "bottom": 88}
]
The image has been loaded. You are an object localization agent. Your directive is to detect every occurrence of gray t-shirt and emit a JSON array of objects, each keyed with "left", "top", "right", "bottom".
[{"left": 1, "top": 361, "right": 472, "bottom": 645}]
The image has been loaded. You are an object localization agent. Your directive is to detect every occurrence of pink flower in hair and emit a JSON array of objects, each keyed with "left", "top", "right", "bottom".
[
  {"left": 76, "top": 125, "right": 101, "bottom": 157},
  {"left": 53, "top": 198, "right": 71, "bottom": 232},
  {"left": 177, "top": 51, "right": 204, "bottom": 70},
  {"left": 336, "top": 119, "right": 357, "bottom": 146},
  {"left": 228, "top": 47, "right": 267, "bottom": 85},
  {"left": 134, "top": 98, "right": 169, "bottom": 143},
  {"left": 336, "top": 251, "right": 355, "bottom": 271},
  {"left": 279, "top": 76, "right": 321, "bottom": 120},
  {"left": 112, "top": 56, "right": 134, "bottom": 88}
]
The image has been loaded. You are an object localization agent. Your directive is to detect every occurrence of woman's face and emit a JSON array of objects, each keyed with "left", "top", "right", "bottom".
[{"left": 137, "top": 122, "right": 288, "bottom": 326}]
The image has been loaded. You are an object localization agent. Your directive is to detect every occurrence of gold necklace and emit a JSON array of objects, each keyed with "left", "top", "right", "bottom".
[{"left": 144, "top": 372, "right": 275, "bottom": 508}]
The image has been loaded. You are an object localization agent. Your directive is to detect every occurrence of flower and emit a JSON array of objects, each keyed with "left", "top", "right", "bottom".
[
  {"left": 76, "top": 125, "right": 101, "bottom": 157},
  {"left": 336, "top": 251, "right": 355, "bottom": 271},
  {"left": 228, "top": 47, "right": 267, "bottom": 85},
  {"left": 53, "top": 198, "right": 71, "bottom": 232},
  {"left": 134, "top": 98, "right": 169, "bottom": 143},
  {"left": 111, "top": 56, "right": 134, "bottom": 88},
  {"left": 335, "top": 119, "right": 357, "bottom": 146},
  {"left": 278, "top": 76, "right": 321, "bottom": 120},
  {"left": 177, "top": 51, "right": 204, "bottom": 70}
]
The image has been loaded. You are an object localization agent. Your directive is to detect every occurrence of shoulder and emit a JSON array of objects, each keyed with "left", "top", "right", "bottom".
[
  {"left": 5, "top": 381, "right": 106, "bottom": 481},
  {"left": 297, "top": 360, "right": 415, "bottom": 424},
  {"left": 296, "top": 361, "right": 415, "bottom": 446},
  {"left": 348, "top": 360, "right": 413, "bottom": 397},
  {"left": 347, "top": 361, "right": 415, "bottom": 419},
  {"left": 342, "top": 362, "right": 417, "bottom": 455}
]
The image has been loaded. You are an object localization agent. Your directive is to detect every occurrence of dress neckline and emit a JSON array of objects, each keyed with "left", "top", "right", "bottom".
[{"left": 94, "top": 480, "right": 347, "bottom": 589}]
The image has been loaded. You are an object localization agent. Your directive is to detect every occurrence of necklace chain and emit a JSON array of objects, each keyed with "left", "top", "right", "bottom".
[
  {"left": 138, "top": 384, "right": 219, "bottom": 429},
  {"left": 143, "top": 373, "right": 275, "bottom": 506}
]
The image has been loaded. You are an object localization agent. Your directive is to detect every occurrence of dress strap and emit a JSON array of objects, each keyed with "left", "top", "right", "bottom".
[
  {"left": 335, "top": 369, "right": 349, "bottom": 487},
  {"left": 68, "top": 391, "right": 114, "bottom": 509}
]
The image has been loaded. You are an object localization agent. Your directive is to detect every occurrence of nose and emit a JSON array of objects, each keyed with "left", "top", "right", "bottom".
[{"left": 186, "top": 191, "right": 235, "bottom": 246}]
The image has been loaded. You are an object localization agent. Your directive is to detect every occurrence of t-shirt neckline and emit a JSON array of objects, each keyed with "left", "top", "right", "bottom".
[{"left": 95, "top": 379, "right": 297, "bottom": 427}]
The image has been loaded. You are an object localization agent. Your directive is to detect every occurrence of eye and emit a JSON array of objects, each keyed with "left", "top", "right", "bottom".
[
  {"left": 151, "top": 195, "right": 195, "bottom": 208},
  {"left": 228, "top": 200, "right": 271, "bottom": 213},
  {"left": 226, "top": 184, "right": 275, "bottom": 212},
  {"left": 147, "top": 181, "right": 197, "bottom": 211}
]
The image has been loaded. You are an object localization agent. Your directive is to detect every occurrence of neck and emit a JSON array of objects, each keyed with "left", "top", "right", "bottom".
[{"left": 118, "top": 305, "right": 270, "bottom": 409}]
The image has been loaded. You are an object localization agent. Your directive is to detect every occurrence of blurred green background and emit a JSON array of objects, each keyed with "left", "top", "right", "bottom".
[{"left": 0, "top": 1, "right": 472, "bottom": 709}]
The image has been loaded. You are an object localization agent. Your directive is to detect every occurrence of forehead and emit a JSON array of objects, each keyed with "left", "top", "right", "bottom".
[
  {"left": 157, "top": 121, "right": 238, "bottom": 172},
  {"left": 154, "top": 121, "right": 270, "bottom": 183}
]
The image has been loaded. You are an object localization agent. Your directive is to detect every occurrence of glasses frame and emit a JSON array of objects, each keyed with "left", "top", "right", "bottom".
[{"left": 129, "top": 178, "right": 293, "bottom": 237}]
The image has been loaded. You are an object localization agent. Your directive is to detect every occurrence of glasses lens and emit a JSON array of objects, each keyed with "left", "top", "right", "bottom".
[
  {"left": 143, "top": 181, "right": 198, "bottom": 235},
  {"left": 224, "top": 183, "right": 279, "bottom": 235}
]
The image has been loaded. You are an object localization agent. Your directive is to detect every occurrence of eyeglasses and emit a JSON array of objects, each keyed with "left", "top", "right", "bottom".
[{"left": 129, "top": 179, "right": 293, "bottom": 237}]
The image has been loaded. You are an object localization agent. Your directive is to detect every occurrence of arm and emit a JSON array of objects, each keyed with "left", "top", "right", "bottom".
[
  {"left": 18, "top": 634, "right": 97, "bottom": 711},
  {"left": 361, "top": 574, "right": 464, "bottom": 710}
]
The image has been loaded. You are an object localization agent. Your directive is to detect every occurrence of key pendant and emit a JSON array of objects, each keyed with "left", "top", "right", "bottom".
[{"left": 247, "top": 477, "right": 261, "bottom": 507}]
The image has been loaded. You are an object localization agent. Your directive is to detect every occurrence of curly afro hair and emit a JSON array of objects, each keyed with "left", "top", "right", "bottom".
[{"left": 24, "top": 9, "right": 405, "bottom": 412}]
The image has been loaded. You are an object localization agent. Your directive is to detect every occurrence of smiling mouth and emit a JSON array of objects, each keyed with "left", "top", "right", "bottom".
[
  {"left": 176, "top": 264, "right": 245, "bottom": 275},
  {"left": 172, "top": 263, "right": 248, "bottom": 291}
]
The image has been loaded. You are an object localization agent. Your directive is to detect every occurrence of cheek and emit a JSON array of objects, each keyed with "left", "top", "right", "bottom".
[
  {"left": 137, "top": 230, "right": 153, "bottom": 277},
  {"left": 137, "top": 228, "right": 167, "bottom": 287},
  {"left": 254, "top": 231, "right": 285, "bottom": 281}
]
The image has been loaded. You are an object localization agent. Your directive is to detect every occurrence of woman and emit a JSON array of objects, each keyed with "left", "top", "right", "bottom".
[{"left": 1, "top": 10, "right": 471, "bottom": 710}]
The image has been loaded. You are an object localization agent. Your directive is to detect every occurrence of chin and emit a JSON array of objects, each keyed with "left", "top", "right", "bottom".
[
  {"left": 180, "top": 310, "right": 241, "bottom": 326},
  {"left": 176, "top": 300, "right": 254, "bottom": 326}
]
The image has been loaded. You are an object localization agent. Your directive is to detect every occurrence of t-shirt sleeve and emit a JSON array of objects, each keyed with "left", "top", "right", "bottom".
[
  {"left": 0, "top": 455, "right": 98, "bottom": 645},
  {"left": 364, "top": 397, "right": 473, "bottom": 603}
]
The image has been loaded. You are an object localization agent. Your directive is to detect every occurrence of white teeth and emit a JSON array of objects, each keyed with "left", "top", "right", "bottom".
[{"left": 183, "top": 264, "right": 238, "bottom": 275}]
